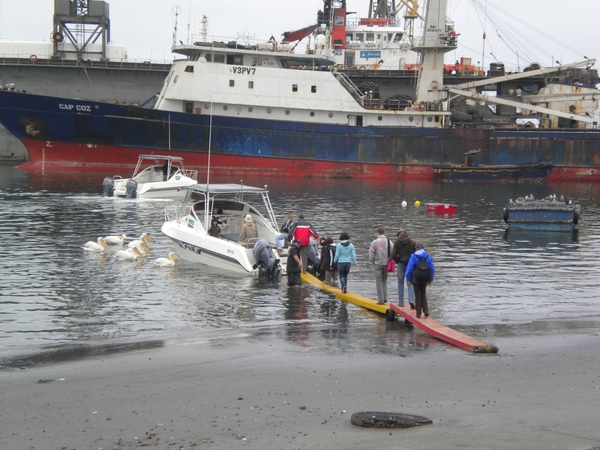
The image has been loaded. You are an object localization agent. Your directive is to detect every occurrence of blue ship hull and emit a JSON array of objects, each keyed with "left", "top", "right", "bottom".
[{"left": 2, "top": 89, "right": 600, "bottom": 180}]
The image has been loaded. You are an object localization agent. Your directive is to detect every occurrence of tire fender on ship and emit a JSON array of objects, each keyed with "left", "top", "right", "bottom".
[{"left": 29, "top": 54, "right": 38, "bottom": 63}]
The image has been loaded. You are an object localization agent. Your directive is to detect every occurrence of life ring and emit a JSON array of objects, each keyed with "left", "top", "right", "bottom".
[
  {"left": 418, "top": 101, "right": 426, "bottom": 111},
  {"left": 29, "top": 54, "right": 38, "bottom": 63},
  {"left": 358, "top": 65, "right": 366, "bottom": 73}
]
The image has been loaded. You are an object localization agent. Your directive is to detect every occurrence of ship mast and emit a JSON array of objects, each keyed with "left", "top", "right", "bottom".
[{"left": 412, "top": 0, "right": 455, "bottom": 104}]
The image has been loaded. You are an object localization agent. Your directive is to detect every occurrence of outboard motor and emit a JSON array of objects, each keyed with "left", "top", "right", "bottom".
[
  {"left": 102, "top": 177, "right": 114, "bottom": 197},
  {"left": 253, "top": 238, "right": 281, "bottom": 280},
  {"left": 125, "top": 179, "right": 138, "bottom": 198},
  {"left": 307, "top": 238, "right": 321, "bottom": 275}
]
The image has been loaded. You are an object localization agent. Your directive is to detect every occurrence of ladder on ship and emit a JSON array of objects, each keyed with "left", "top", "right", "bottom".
[
  {"left": 483, "top": 128, "right": 492, "bottom": 163},
  {"left": 334, "top": 71, "right": 368, "bottom": 107}
]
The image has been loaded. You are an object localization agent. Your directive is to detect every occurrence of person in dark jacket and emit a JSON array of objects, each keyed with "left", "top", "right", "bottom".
[
  {"left": 290, "top": 214, "right": 318, "bottom": 274},
  {"left": 319, "top": 237, "right": 338, "bottom": 283},
  {"left": 286, "top": 238, "right": 303, "bottom": 287},
  {"left": 405, "top": 242, "right": 435, "bottom": 318},
  {"left": 208, "top": 217, "right": 221, "bottom": 238},
  {"left": 392, "top": 229, "right": 416, "bottom": 308}
]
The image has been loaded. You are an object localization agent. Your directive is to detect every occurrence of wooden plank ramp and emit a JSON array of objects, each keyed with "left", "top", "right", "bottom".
[
  {"left": 389, "top": 303, "right": 499, "bottom": 353},
  {"left": 301, "top": 273, "right": 498, "bottom": 353}
]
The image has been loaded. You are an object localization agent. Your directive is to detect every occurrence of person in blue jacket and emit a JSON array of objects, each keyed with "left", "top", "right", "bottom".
[
  {"left": 333, "top": 232, "right": 357, "bottom": 294},
  {"left": 405, "top": 242, "right": 435, "bottom": 318}
]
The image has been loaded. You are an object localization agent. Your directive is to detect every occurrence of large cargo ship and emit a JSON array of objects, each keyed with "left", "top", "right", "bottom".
[{"left": 1, "top": 0, "right": 599, "bottom": 181}]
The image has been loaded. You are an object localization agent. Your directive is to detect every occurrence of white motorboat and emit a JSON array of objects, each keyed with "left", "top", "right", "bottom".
[
  {"left": 161, "top": 183, "right": 283, "bottom": 277},
  {"left": 102, "top": 155, "right": 198, "bottom": 199}
]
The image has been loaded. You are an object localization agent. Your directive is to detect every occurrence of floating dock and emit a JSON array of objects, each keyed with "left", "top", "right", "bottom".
[{"left": 301, "top": 273, "right": 498, "bottom": 353}]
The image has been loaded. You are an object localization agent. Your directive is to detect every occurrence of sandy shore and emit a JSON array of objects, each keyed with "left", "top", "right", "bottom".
[{"left": 1, "top": 331, "right": 599, "bottom": 450}]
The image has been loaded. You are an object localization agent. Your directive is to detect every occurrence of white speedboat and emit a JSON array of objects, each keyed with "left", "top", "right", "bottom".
[
  {"left": 161, "top": 183, "right": 283, "bottom": 277},
  {"left": 102, "top": 155, "right": 198, "bottom": 199}
]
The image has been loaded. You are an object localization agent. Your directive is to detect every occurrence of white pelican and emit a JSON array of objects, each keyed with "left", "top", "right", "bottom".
[
  {"left": 114, "top": 247, "right": 145, "bottom": 260},
  {"left": 127, "top": 233, "right": 153, "bottom": 250},
  {"left": 127, "top": 239, "right": 151, "bottom": 255},
  {"left": 104, "top": 234, "right": 127, "bottom": 245},
  {"left": 82, "top": 237, "right": 110, "bottom": 252},
  {"left": 154, "top": 252, "right": 181, "bottom": 267}
]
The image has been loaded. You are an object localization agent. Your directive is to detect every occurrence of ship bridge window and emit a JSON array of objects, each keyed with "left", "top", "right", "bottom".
[
  {"left": 251, "top": 57, "right": 262, "bottom": 66},
  {"left": 184, "top": 65, "right": 194, "bottom": 73},
  {"left": 393, "top": 34, "right": 402, "bottom": 43},
  {"left": 205, "top": 54, "right": 212, "bottom": 62},
  {"left": 366, "top": 33, "right": 374, "bottom": 41},
  {"left": 226, "top": 55, "right": 243, "bottom": 65},
  {"left": 311, "top": 85, "right": 317, "bottom": 93},
  {"left": 292, "top": 84, "right": 298, "bottom": 92},
  {"left": 214, "top": 54, "right": 225, "bottom": 63},
  {"left": 355, "top": 33, "right": 364, "bottom": 42}
]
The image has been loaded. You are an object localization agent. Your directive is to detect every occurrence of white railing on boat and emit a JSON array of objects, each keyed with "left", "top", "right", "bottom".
[{"left": 182, "top": 169, "right": 198, "bottom": 181}]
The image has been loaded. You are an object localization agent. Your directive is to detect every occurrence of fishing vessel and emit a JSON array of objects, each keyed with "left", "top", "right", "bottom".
[
  {"left": 161, "top": 183, "right": 283, "bottom": 277},
  {"left": 1, "top": 0, "right": 600, "bottom": 181},
  {"left": 102, "top": 154, "right": 198, "bottom": 199}
]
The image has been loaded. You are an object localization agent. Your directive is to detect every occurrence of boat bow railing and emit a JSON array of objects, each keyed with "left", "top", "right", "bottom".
[{"left": 182, "top": 169, "right": 198, "bottom": 181}]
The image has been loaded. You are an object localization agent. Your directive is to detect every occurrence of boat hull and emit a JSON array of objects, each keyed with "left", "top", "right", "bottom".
[{"left": 3, "top": 91, "right": 600, "bottom": 181}]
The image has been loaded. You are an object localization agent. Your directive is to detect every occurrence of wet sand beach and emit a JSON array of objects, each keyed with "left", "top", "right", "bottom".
[{"left": 1, "top": 331, "right": 599, "bottom": 450}]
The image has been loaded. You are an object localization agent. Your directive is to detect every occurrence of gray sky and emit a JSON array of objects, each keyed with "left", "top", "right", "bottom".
[{"left": 0, "top": 0, "right": 598, "bottom": 70}]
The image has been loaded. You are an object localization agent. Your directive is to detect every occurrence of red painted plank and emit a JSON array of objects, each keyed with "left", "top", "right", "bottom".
[{"left": 389, "top": 303, "right": 498, "bottom": 353}]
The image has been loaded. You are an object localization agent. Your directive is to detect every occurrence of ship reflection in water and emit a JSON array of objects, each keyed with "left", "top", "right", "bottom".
[{"left": 1, "top": 167, "right": 600, "bottom": 364}]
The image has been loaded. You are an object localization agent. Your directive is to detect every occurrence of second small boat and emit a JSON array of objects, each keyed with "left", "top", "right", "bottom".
[{"left": 102, "top": 155, "right": 198, "bottom": 199}]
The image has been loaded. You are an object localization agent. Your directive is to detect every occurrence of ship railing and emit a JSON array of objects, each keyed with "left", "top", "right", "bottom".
[
  {"left": 333, "top": 71, "right": 367, "bottom": 106},
  {"left": 0, "top": 56, "right": 172, "bottom": 72}
]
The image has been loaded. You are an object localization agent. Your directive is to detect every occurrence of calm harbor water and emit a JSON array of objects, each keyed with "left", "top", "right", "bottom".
[{"left": 1, "top": 165, "right": 600, "bottom": 365}]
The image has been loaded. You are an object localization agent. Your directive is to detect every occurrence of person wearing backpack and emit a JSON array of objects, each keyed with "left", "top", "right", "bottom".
[
  {"left": 392, "top": 229, "right": 417, "bottom": 309},
  {"left": 405, "top": 242, "right": 435, "bottom": 318}
]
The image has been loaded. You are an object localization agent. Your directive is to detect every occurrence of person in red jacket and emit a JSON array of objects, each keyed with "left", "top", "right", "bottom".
[{"left": 291, "top": 214, "right": 318, "bottom": 274}]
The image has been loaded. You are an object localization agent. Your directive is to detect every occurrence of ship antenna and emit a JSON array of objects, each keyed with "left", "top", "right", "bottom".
[{"left": 172, "top": 5, "right": 181, "bottom": 51}]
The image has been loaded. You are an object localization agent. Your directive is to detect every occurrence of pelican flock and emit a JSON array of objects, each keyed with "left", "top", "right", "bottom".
[{"left": 82, "top": 232, "right": 180, "bottom": 270}]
